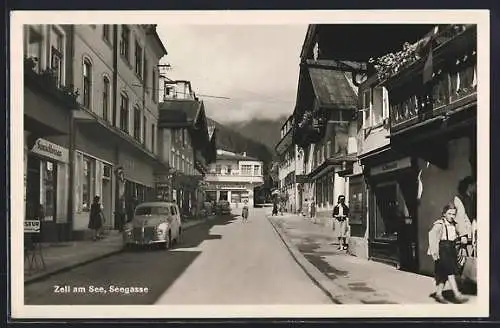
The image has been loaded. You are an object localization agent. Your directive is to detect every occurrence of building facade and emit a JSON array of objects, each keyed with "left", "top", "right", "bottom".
[
  {"left": 157, "top": 80, "right": 217, "bottom": 217},
  {"left": 275, "top": 115, "right": 300, "bottom": 213},
  {"left": 205, "top": 150, "right": 264, "bottom": 208},
  {"left": 23, "top": 24, "right": 169, "bottom": 241},
  {"left": 23, "top": 24, "right": 76, "bottom": 242}
]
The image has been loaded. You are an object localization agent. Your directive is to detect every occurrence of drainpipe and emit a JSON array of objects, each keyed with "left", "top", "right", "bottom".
[
  {"left": 112, "top": 24, "right": 120, "bottom": 229},
  {"left": 66, "top": 25, "right": 75, "bottom": 241}
]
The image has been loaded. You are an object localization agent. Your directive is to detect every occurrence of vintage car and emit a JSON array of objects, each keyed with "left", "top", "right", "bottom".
[
  {"left": 216, "top": 200, "right": 231, "bottom": 215},
  {"left": 123, "top": 202, "right": 182, "bottom": 249}
]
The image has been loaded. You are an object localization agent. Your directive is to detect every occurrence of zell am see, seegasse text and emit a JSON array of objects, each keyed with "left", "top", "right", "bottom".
[{"left": 53, "top": 285, "right": 149, "bottom": 295}]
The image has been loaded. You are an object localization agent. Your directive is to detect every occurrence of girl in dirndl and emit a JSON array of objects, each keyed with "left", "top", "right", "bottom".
[{"left": 427, "top": 202, "right": 469, "bottom": 304}]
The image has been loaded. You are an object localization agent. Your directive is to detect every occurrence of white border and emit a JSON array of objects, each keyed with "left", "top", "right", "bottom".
[{"left": 11, "top": 10, "right": 490, "bottom": 319}]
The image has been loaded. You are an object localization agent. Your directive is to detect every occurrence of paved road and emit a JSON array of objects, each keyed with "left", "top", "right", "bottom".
[{"left": 24, "top": 209, "right": 331, "bottom": 305}]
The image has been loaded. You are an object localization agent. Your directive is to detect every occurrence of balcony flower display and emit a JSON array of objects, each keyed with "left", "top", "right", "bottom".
[{"left": 369, "top": 41, "right": 423, "bottom": 82}]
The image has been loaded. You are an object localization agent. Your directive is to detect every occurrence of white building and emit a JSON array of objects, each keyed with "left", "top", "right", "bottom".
[{"left": 204, "top": 150, "right": 264, "bottom": 208}]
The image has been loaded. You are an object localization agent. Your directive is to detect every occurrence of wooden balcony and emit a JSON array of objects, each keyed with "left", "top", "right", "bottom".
[{"left": 387, "top": 25, "right": 477, "bottom": 133}]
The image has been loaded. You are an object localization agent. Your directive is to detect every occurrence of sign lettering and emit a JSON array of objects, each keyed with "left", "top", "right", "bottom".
[
  {"left": 371, "top": 157, "right": 411, "bottom": 176},
  {"left": 24, "top": 220, "right": 41, "bottom": 233},
  {"left": 31, "top": 139, "right": 69, "bottom": 163}
]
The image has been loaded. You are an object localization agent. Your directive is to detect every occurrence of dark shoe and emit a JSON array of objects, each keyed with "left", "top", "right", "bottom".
[{"left": 432, "top": 293, "right": 448, "bottom": 304}]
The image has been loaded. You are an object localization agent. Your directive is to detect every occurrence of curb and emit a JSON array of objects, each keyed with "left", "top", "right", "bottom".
[
  {"left": 24, "top": 219, "right": 207, "bottom": 285},
  {"left": 267, "top": 216, "right": 361, "bottom": 304}
]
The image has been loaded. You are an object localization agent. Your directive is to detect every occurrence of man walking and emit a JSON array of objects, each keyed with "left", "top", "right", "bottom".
[{"left": 333, "top": 195, "right": 350, "bottom": 250}]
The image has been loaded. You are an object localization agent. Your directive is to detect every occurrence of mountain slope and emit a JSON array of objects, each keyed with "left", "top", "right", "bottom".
[{"left": 228, "top": 115, "right": 289, "bottom": 154}]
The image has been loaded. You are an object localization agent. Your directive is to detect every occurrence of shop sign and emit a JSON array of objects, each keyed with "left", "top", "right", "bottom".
[
  {"left": 31, "top": 138, "right": 69, "bottom": 163},
  {"left": 371, "top": 157, "right": 412, "bottom": 176},
  {"left": 24, "top": 220, "right": 40, "bottom": 233}
]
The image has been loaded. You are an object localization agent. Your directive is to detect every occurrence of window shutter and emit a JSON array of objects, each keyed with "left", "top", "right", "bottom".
[{"left": 357, "top": 86, "right": 366, "bottom": 131}]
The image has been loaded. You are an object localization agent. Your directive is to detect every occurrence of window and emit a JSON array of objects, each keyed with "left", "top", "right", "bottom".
[
  {"left": 135, "top": 40, "right": 143, "bottom": 78},
  {"left": 371, "top": 87, "right": 384, "bottom": 127},
  {"left": 41, "top": 161, "right": 56, "bottom": 220},
  {"left": 373, "top": 183, "right": 401, "bottom": 241},
  {"left": 227, "top": 165, "right": 232, "bottom": 175},
  {"left": 82, "top": 156, "right": 94, "bottom": 212},
  {"left": 50, "top": 26, "right": 64, "bottom": 87},
  {"left": 142, "top": 115, "right": 147, "bottom": 145},
  {"left": 241, "top": 165, "right": 252, "bottom": 176},
  {"left": 102, "top": 77, "right": 110, "bottom": 121},
  {"left": 102, "top": 25, "right": 111, "bottom": 44},
  {"left": 120, "top": 93, "right": 129, "bottom": 132},
  {"left": 254, "top": 165, "right": 260, "bottom": 176},
  {"left": 362, "top": 89, "right": 371, "bottom": 128},
  {"left": 83, "top": 59, "right": 92, "bottom": 109},
  {"left": 216, "top": 165, "right": 222, "bottom": 174},
  {"left": 27, "top": 27, "right": 43, "bottom": 72},
  {"left": 133, "top": 106, "right": 141, "bottom": 141},
  {"left": 151, "top": 69, "right": 157, "bottom": 102},
  {"left": 151, "top": 123, "right": 155, "bottom": 152},
  {"left": 120, "top": 25, "right": 130, "bottom": 61},
  {"left": 143, "top": 57, "right": 149, "bottom": 92}
]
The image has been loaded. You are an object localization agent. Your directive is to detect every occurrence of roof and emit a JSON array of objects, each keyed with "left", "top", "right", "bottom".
[
  {"left": 158, "top": 99, "right": 201, "bottom": 126},
  {"left": 216, "top": 153, "right": 259, "bottom": 161},
  {"left": 308, "top": 64, "right": 357, "bottom": 111}
]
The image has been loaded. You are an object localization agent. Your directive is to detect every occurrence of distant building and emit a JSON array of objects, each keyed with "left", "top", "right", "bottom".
[
  {"left": 275, "top": 114, "right": 304, "bottom": 213},
  {"left": 205, "top": 150, "right": 264, "bottom": 208},
  {"left": 157, "top": 80, "right": 216, "bottom": 216}
]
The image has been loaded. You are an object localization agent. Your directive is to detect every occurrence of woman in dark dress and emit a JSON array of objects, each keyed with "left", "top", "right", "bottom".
[
  {"left": 88, "top": 196, "right": 103, "bottom": 241},
  {"left": 428, "top": 202, "right": 468, "bottom": 303}
]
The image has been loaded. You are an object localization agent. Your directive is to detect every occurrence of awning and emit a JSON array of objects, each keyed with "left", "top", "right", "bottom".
[
  {"left": 307, "top": 153, "right": 357, "bottom": 181},
  {"left": 24, "top": 116, "right": 67, "bottom": 148}
]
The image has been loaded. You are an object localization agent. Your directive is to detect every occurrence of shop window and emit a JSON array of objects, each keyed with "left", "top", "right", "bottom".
[
  {"left": 41, "top": 161, "right": 56, "bottom": 220},
  {"left": 82, "top": 156, "right": 95, "bottom": 212},
  {"left": 102, "top": 77, "right": 110, "bottom": 121},
  {"left": 120, "top": 25, "right": 130, "bottom": 62},
  {"left": 83, "top": 59, "right": 92, "bottom": 109},
  {"left": 373, "top": 182, "right": 400, "bottom": 241},
  {"left": 231, "top": 191, "right": 241, "bottom": 203},
  {"left": 120, "top": 93, "right": 129, "bottom": 133},
  {"left": 133, "top": 106, "right": 141, "bottom": 141}
]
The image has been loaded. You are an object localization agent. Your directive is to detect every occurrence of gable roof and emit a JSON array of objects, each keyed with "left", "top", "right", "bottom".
[{"left": 307, "top": 63, "right": 357, "bottom": 111}]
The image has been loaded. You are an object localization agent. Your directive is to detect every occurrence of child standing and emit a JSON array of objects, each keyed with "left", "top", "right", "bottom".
[{"left": 428, "top": 202, "right": 469, "bottom": 304}]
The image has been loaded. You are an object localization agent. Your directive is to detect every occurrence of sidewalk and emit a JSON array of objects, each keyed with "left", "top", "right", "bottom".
[
  {"left": 268, "top": 214, "right": 477, "bottom": 304},
  {"left": 24, "top": 217, "right": 209, "bottom": 284}
]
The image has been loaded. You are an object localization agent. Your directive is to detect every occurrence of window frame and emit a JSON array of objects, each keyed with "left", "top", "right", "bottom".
[
  {"left": 133, "top": 106, "right": 141, "bottom": 141},
  {"left": 120, "top": 92, "right": 129, "bottom": 133},
  {"left": 134, "top": 40, "right": 143, "bottom": 78},
  {"left": 361, "top": 89, "right": 371, "bottom": 129},
  {"left": 120, "top": 25, "right": 130, "bottom": 62},
  {"left": 102, "top": 25, "right": 111, "bottom": 45},
  {"left": 82, "top": 58, "right": 92, "bottom": 109},
  {"left": 102, "top": 76, "right": 110, "bottom": 121}
]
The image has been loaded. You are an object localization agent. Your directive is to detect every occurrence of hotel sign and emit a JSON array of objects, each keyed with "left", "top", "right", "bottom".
[
  {"left": 31, "top": 138, "right": 69, "bottom": 163},
  {"left": 24, "top": 220, "right": 41, "bottom": 233},
  {"left": 371, "top": 157, "right": 412, "bottom": 176}
]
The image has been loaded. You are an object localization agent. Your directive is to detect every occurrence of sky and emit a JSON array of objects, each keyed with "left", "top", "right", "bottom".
[{"left": 156, "top": 25, "right": 308, "bottom": 123}]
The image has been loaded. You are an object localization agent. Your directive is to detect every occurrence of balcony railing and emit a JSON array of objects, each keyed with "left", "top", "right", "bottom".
[
  {"left": 389, "top": 27, "right": 477, "bottom": 132},
  {"left": 207, "top": 170, "right": 263, "bottom": 177},
  {"left": 390, "top": 60, "right": 476, "bottom": 130}
]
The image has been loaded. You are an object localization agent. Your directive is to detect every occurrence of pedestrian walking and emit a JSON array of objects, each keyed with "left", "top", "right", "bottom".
[
  {"left": 428, "top": 202, "right": 469, "bottom": 304},
  {"left": 310, "top": 199, "right": 316, "bottom": 222},
  {"left": 272, "top": 202, "right": 279, "bottom": 216},
  {"left": 88, "top": 196, "right": 104, "bottom": 241},
  {"left": 333, "top": 195, "right": 350, "bottom": 250},
  {"left": 303, "top": 198, "right": 309, "bottom": 217},
  {"left": 242, "top": 200, "right": 249, "bottom": 223}
]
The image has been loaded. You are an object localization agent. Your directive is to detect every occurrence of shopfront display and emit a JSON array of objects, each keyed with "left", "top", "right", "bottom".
[{"left": 368, "top": 156, "right": 419, "bottom": 272}]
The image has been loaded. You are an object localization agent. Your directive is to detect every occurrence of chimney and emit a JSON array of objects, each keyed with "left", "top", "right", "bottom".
[{"left": 243, "top": 152, "right": 247, "bottom": 157}]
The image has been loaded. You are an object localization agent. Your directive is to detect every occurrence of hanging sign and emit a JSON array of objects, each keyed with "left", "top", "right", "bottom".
[
  {"left": 371, "top": 157, "right": 412, "bottom": 176},
  {"left": 24, "top": 220, "right": 41, "bottom": 233},
  {"left": 31, "top": 138, "right": 69, "bottom": 163}
]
